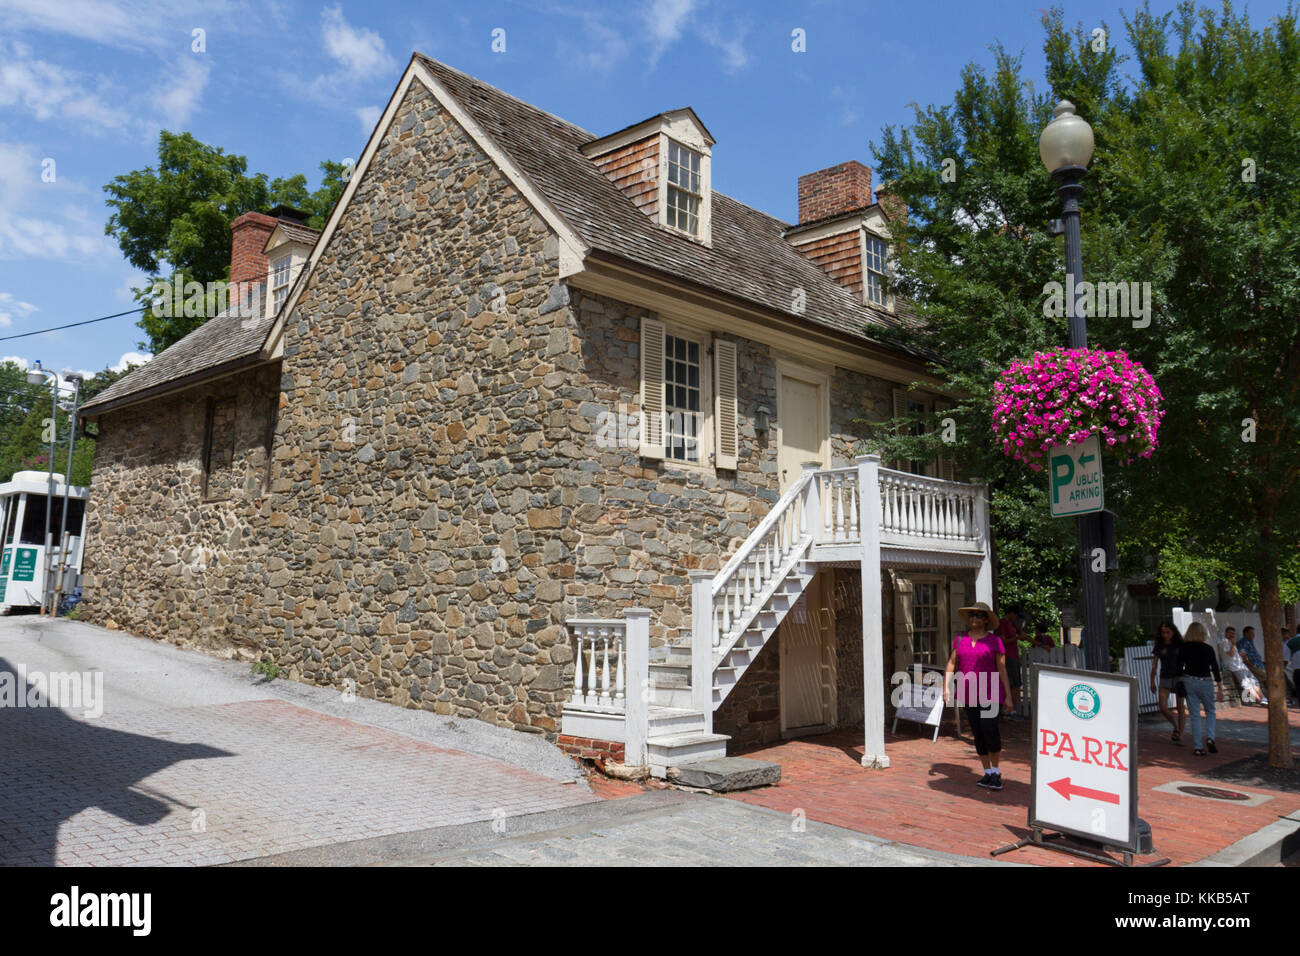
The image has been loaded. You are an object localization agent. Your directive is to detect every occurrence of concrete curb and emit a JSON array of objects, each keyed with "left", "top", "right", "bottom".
[{"left": 1189, "top": 809, "right": 1300, "bottom": 867}]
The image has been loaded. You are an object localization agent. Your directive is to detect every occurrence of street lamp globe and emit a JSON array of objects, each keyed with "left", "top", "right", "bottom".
[{"left": 1039, "top": 100, "right": 1094, "bottom": 174}]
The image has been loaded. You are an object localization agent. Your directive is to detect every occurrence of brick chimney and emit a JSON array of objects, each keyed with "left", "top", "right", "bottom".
[
  {"left": 797, "top": 161, "right": 872, "bottom": 224},
  {"left": 229, "top": 211, "right": 278, "bottom": 288}
]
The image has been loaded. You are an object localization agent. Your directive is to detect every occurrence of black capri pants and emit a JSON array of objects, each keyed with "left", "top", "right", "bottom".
[{"left": 964, "top": 706, "right": 1002, "bottom": 755}]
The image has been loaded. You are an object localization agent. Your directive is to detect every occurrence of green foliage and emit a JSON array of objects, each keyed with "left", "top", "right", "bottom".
[
  {"left": 104, "top": 131, "right": 347, "bottom": 353},
  {"left": 250, "top": 659, "right": 280, "bottom": 681},
  {"left": 0, "top": 362, "right": 131, "bottom": 486},
  {"left": 867, "top": 3, "right": 1300, "bottom": 631}
]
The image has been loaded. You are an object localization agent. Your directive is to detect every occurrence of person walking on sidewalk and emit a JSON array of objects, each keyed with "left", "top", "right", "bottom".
[
  {"left": 943, "top": 602, "right": 1012, "bottom": 791},
  {"left": 1150, "top": 622, "right": 1187, "bottom": 743},
  {"left": 1179, "top": 622, "right": 1223, "bottom": 756}
]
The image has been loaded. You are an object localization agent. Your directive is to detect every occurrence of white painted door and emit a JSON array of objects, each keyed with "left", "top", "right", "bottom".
[
  {"left": 781, "top": 574, "right": 830, "bottom": 734},
  {"left": 778, "top": 373, "right": 823, "bottom": 492}
]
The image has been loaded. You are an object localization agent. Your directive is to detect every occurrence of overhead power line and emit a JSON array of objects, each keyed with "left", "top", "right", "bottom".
[{"left": 0, "top": 306, "right": 146, "bottom": 343}]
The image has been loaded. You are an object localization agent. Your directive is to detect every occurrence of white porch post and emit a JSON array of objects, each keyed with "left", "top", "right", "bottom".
[
  {"left": 624, "top": 608, "right": 651, "bottom": 768},
  {"left": 974, "top": 483, "right": 994, "bottom": 604},
  {"left": 856, "top": 453, "right": 890, "bottom": 769},
  {"left": 689, "top": 571, "right": 714, "bottom": 732}
]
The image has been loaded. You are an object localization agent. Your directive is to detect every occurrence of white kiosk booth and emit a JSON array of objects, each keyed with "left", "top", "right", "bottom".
[{"left": 0, "top": 470, "right": 89, "bottom": 612}]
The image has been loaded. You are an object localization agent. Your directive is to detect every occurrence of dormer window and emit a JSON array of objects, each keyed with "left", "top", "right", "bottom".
[
  {"left": 666, "top": 140, "right": 702, "bottom": 237},
  {"left": 864, "top": 234, "right": 887, "bottom": 307},
  {"left": 582, "top": 108, "right": 714, "bottom": 245},
  {"left": 271, "top": 255, "right": 292, "bottom": 313}
]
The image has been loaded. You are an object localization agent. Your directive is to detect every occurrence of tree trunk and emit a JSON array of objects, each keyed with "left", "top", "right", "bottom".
[{"left": 1257, "top": 529, "right": 1295, "bottom": 769}]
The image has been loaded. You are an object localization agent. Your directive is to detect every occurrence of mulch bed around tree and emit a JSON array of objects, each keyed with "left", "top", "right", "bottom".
[{"left": 1201, "top": 754, "right": 1300, "bottom": 794}]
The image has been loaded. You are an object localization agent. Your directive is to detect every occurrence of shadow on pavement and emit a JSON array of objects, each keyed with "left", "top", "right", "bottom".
[{"left": 0, "top": 657, "right": 231, "bottom": 865}]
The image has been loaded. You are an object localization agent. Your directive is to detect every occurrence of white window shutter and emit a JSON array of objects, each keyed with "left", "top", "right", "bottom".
[
  {"left": 893, "top": 574, "right": 915, "bottom": 673},
  {"left": 714, "top": 338, "right": 738, "bottom": 470},
  {"left": 639, "top": 317, "right": 666, "bottom": 459}
]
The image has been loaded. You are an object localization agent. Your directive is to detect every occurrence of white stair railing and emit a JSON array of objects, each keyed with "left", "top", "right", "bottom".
[
  {"left": 708, "top": 465, "right": 819, "bottom": 649},
  {"left": 878, "top": 468, "right": 980, "bottom": 544},
  {"left": 816, "top": 467, "right": 860, "bottom": 542}
]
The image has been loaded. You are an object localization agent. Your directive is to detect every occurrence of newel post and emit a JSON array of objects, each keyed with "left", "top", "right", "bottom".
[
  {"left": 690, "top": 571, "right": 714, "bottom": 732},
  {"left": 974, "top": 483, "right": 994, "bottom": 604},
  {"left": 856, "top": 453, "right": 890, "bottom": 769},
  {"left": 624, "top": 608, "right": 651, "bottom": 768}
]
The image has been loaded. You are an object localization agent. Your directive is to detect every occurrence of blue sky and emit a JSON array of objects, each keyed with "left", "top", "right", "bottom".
[{"left": 0, "top": 0, "right": 1293, "bottom": 381}]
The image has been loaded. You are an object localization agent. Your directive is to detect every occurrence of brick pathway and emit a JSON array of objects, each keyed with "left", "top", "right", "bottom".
[
  {"left": 0, "top": 698, "right": 596, "bottom": 866},
  {"left": 725, "top": 705, "right": 1300, "bottom": 866}
]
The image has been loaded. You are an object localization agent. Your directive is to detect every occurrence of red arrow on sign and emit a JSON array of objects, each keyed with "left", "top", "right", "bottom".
[{"left": 1049, "top": 777, "right": 1120, "bottom": 804}]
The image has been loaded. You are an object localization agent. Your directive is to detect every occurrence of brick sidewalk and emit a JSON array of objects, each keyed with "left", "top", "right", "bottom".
[
  {"left": 724, "top": 705, "right": 1300, "bottom": 866},
  {"left": 0, "top": 699, "right": 597, "bottom": 866}
]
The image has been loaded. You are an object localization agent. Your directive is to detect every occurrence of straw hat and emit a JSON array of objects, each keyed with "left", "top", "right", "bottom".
[{"left": 957, "top": 601, "right": 1000, "bottom": 630}]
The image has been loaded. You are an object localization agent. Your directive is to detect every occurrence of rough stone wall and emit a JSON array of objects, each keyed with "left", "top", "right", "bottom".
[
  {"left": 263, "top": 78, "right": 574, "bottom": 734},
  {"left": 80, "top": 364, "right": 280, "bottom": 648},
  {"left": 561, "top": 288, "right": 782, "bottom": 645},
  {"left": 830, "top": 365, "right": 894, "bottom": 466}
]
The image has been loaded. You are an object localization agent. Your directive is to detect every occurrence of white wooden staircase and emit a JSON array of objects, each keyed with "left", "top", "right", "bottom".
[{"left": 562, "top": 456, "right": 991, "bottom": 777}]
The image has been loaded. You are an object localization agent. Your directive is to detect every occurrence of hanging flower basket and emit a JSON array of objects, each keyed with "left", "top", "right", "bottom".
[{"left": 992, "top": 347, "right": 1163, "bottom": 471}]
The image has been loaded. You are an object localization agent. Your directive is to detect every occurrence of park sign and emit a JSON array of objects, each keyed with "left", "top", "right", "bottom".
[
  {"left": 1048, "top": 433, "right": 1103, "bottom": 517},
  {"left": 1030, "top": 664, "right": 1139, "bottom": 852}
]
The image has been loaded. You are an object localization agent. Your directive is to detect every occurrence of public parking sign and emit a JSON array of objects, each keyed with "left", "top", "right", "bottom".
[
  {"left": 1030, "top": 664, "right": 1138, "bottom": 852},
  {"left": 1049, "top": 434, "right": 1103, "bottom": 516}
]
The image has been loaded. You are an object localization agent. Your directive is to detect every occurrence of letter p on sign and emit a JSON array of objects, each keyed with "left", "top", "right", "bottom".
[{"left": 1051, "top": 453, "right": 1073, "bottom": 505}]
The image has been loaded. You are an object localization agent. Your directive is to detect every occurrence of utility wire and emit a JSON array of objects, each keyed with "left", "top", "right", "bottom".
[{"left": 0, "top": 306, "right": 147, "bottom": 343}]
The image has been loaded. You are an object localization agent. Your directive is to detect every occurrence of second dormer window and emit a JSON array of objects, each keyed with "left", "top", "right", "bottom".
[
  {"left": 666, "top": 140, "right": 702, "bottom": 236},
  {"left": 271, "top": 255, "right": 292, "bottom": 313},
  {"left": 864, "top": 234, "right": 887, "bottom": 306}
]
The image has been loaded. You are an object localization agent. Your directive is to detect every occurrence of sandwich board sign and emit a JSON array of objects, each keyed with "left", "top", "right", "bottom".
[
  {"left": 1030, "top": 664, "right": 1138, "bottom": 853},
  {"left": 1048, "top": 433, "right": 1103, "bottom": 517}
]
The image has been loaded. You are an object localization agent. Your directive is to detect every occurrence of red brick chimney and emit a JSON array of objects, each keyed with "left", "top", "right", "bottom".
[
  {"left": 229, "top": 211, "right": 278, "bottom": 287},
  {"left": 797, "top": 161, "right": 872, "bottom": 224}
]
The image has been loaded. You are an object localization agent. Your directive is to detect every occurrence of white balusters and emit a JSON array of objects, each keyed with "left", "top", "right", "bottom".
[
  {"left": 876, "top": 468, "right": 980, "bottom": 545},
  {"left": 567, "top": 620, "right": 628, "bottom": 710}
]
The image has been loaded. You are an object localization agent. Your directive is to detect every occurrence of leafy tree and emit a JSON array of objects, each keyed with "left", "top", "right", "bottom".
[
  {"left": 104, "top": 131, "right": 347, "bottom": 353},
  {"left": 869, "top": 2, "right": 1298, "bottom": 766}
]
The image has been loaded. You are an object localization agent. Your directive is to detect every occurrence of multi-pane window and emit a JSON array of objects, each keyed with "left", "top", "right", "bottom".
[
  {"left": 666, "top": 140, "right": 702, "bottom": 236},
  {"left": 912, "top": 581, "right": 941, "bottom": 665},
  {"left": 664, "top": 333, "right": 701, "bottom": 462},
  {"left": 864, "top": 235, "right": 887, "bottom": 306},
  {"left": 271, "top": 256, "right": 292, "bottom": 313}
]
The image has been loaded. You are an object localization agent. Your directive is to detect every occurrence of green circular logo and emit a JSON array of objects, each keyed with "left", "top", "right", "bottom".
[{"left": 1067, "top": 683, "right": 1100, "bottom": 719}]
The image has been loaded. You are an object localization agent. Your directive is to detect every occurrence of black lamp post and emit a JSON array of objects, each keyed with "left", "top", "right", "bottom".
[{"left": 1040, "top": 100, "right": 1110, "bottom": 673}]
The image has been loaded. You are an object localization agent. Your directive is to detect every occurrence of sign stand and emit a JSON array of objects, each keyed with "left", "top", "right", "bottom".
[{"left": 990, "top": 663, "right": 1170, "bottom": 867}]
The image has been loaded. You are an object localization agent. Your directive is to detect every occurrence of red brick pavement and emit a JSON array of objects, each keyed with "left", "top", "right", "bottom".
[{"left": 724, "top": 705, "right": 1300, "bottom": 866}]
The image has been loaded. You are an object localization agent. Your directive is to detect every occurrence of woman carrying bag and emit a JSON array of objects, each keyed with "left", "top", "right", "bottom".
[{"left": 943, "top": 602, "right": 1012, "bottom": 791}]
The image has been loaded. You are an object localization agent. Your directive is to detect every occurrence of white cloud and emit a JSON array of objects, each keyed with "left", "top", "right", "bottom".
[
  {"left": 0, "top": 40, "right": 133, "bottom": 131},
  {"left": 152, "top": 55, "right": 210, "bottom": 127},
  {"left": 1, "top": 355, "right": 30, "bottom": 370},
  {"left": 565, "top": 18, "right": 629, "bottom": 74},
  {"left": 830, "top": 85, "right": 861, "bottom": 127},
  {"left": 0, "top": 293, "right": 38, "bottom": 329},
  {"left": 642, "top": 0, "right": 697, "bottom": 67},
  {"left": 700, "top": 21, "right": 749, "bottom": 74},
  {"left": 0, "top": 213, "right": 105, "bottom": 260},
  {"left": 321, "top": 5, "right": 396, "bottom": 79},
  {"left": 355, "top": 104, "right": 382, "bottom": 135},
  {"left": 112, "top": 351, "right": 150, "bottom": 372}
]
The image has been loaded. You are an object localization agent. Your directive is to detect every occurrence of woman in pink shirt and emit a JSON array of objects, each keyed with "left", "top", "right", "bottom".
[{"left": 943, "top": 602, "right": 1012, "bottom": 790}]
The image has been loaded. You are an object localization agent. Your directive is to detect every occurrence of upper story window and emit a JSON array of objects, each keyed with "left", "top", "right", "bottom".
[
  {"left": 271, "top": 255, "right": 292, "bottom": 313},
  {"left": 864, "top": 234, "right": 888, "bottom": 306},
  {"left": 666, "top": 140, "right": 702, "bottom": 237},
  {"left": 664, "top": 333, "right": 702, "bottom": 461}
]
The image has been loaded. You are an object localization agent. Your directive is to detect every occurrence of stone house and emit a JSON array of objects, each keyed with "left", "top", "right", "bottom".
[{"left": 80, "top": 55, "right": 993, "bottom": 775}]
